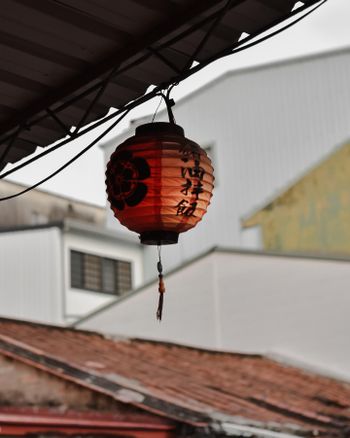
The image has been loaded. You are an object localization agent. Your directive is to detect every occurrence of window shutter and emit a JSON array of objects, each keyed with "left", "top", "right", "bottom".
[
  {"left": 71, "top": 251, "right": 83, "bottom": 288},
  {"left": 102, "top": 258, "right": 115, "bottom": 293},
  {"left": 84, "top": 254, "right": 101, "bottom": 291},
  {"left": 116, "top": 260, "right": 132, "bottom": 295}
]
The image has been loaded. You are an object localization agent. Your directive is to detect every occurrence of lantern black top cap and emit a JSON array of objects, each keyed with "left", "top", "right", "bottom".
[{"left": 135, "top": 122, "right": 184, "bottom": 137}]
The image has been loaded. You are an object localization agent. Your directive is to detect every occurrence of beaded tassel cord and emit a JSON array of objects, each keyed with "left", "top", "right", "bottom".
[{"left": 156, "top": 245, "right": 165, "bottom": 321}]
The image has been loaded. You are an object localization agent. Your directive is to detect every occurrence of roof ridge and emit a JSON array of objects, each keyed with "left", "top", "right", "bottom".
[
  {"left": 0, "top": 315, "right": 262, "bottom": 359},
  {"left": 131, "top": 337, "right": 263, "bottom": 359},
  {"left": 0, "top": 316, "right": 108, "bottom": 340}
]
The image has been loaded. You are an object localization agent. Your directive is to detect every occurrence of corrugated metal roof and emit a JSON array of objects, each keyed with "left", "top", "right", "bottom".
[
  {"left": 0, "top": 0, "right": 306, "bottom": 168},
  {"left": 0, "top": 318, "right": 349, "bottom": 436}
]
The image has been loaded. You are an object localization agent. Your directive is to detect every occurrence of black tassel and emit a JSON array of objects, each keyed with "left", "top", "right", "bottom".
[
  {"left": 156, "top": 279, "right": 164, "bottom": 321},
  {"left": 156, "top": 247, "right": 165, "bottom": 321}
]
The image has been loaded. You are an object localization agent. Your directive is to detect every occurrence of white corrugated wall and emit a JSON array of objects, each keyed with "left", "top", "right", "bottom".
[
  {"left": 102, "top": 48, "right": 350, "bottom": 280},
  {"left": 0, "top": 227, "right": 63, "bottom": 324}
]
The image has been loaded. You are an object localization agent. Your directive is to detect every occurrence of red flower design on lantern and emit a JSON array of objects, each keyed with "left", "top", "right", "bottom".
[{"left": 106, "top": 150, "right": 150, "bottom": 211}]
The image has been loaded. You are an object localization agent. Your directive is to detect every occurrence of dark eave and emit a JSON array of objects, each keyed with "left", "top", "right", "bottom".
[{"left": 0, "top": 0, "right": 321, "bottom": 170}]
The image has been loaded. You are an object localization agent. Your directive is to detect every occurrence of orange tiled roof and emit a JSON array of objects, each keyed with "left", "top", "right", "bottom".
[{"left": 0, "top": 318, "right": 349, "bottom": 437}]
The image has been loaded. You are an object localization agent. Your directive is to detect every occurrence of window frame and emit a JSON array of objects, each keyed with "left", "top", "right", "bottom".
[{"left": 70, "top": 250, "right": 132, "bottom": 296}]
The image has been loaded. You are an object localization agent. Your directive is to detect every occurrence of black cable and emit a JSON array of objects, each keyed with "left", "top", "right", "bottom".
[
  {"left": 228, "top": 0, "right": 328, "bottom": 57},
  {"left": 0, "top": 87, "right": 161, "bottom": 181},
  {"left": 151, "top": 95, "right": 163, "bottom": 123},
  {"left": 160, "top": 91, "right": 176, "bottom": 125},
  {"left": 0, "top": 108, "right": 131, "bottom": 201},
  {"left": 177, "top": 0, "right": 328, "bottom": 84},
  {"left": 0, "top": 0, "right": 327, "bottom": 196}
]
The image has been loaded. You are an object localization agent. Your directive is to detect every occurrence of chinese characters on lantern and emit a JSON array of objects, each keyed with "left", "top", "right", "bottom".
[{"left": 176, "top": 144, "right": 206, "bottom": 217}]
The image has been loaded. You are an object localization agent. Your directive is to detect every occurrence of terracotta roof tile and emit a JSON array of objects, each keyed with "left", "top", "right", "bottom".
[{"left": 0, "top": 318, "right": 349, "bottom": 436}]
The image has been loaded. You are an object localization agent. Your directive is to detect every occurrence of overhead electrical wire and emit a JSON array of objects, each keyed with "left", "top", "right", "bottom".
[
  {"left": 0, "top": 87, "right": 162, "bottom": 181},
  {"left": 0, "top": 0, "right": 328, "bottom": 201},
  {"left": 175, "top": 0, "right": 328, "bottom": 85},
  {"left": 227, "top": 0, "right": 328, "bottom": 56},
  {"left": 0, "top": 108, "right": 131, "bottom": 201}
]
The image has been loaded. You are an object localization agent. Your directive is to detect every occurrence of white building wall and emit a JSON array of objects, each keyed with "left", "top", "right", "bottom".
[
  {"left": 78, "top": 252, "right": 218, "bottom": 346},
  {"left": 63, "top": 228, "right": 143, "bottom": 322},
  {"left": 78, "top": 249, "right": 350, "bottom": 380},
  {"left": 0, "top": 227, "right": 63, "bottom": 324},
  {"left": 102, "top": 49, "right": 350, "bottom": 280}
]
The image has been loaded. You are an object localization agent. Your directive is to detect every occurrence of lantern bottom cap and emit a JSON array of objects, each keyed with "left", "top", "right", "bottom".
[{"left": 140, "top": 231, "right": 179, "bottom": 245}]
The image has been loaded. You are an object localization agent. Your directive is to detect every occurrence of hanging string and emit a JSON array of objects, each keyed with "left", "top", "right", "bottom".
[
  {"left": 156, "top": 245, "right": 165, "bottom": 321},
  {"left": 162, "top": 89, "right": 176, "bottom": 125},
  {"left": 151, "top": 95, "right": 163, "bottom": 123}
]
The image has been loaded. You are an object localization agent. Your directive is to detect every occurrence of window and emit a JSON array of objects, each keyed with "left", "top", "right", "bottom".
[{"left": 70, "top": 250, "right": 132, "bottom": 295}]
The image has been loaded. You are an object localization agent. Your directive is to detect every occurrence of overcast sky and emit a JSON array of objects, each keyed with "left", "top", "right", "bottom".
[{"left": 6, "top": 0, "right": 350, "bottom": 206}]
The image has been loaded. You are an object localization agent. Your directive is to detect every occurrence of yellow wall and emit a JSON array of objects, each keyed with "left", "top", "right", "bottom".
[{"left": 243, "top": 142, "right": 350, "bottom": 255}]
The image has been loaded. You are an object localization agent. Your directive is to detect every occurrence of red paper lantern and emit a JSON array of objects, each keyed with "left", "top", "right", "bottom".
[
  {"left": 106, "top": 122, "right": 214, "bottom": 245},
  {"left": 105, "top": 121, "right": 214, "bottom": 319}
]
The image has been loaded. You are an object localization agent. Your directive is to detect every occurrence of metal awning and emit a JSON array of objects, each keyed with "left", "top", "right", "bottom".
[{"left": 0, "top": 0, "right": 322, "bottom": 170}]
